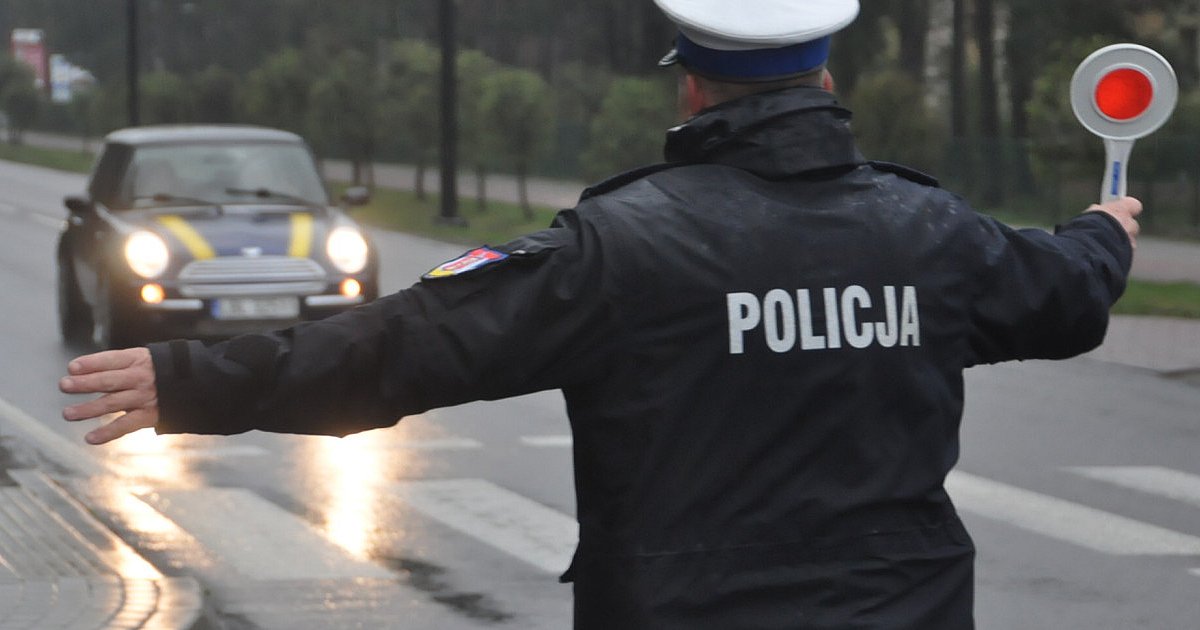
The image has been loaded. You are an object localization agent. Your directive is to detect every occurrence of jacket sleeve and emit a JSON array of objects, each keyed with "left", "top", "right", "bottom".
[
  {"left": 148, "top": 209, "right": 615, "bottom": 437},
  {"left": 964, "top": 210, "right": 1133, "bottom": 366}
]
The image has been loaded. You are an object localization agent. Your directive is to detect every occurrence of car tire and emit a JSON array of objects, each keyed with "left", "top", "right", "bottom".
[
  {"left": 92, "top": 275, "right": 139, "bottom": 350},
  {"left": 57, "top": 259, "right": 93, "bottom": 348}
]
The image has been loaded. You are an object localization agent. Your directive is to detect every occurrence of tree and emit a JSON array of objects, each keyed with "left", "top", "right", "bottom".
[
  {"left": 849, "top": 70, "right": 945, "bottom": 174},
  {"left": 192, "top": 65, "right": 238, "bottom": 123},
  {"left": 480, "top": 67, "right": 555, "bottom": 218},
  {"left": 579, "top": 77, "right": 674, "bottom": 183},
  {"left": 140, "top": 70, "right": 192, "bottom": 124},
  {"left": 0, "top": 56, "right": 42, "bottom": 144},
  {"left": 306, "top": 50, "right": 377, "bottom": 186},
  {"left": 379, "top": 39, "right": 440, "bottom": 200},
  {"left": 456, "top": 49, "right": 500, "bottom": 211},
  {"left": 241, "top": 48, "right": 313, "bottom": 134}
]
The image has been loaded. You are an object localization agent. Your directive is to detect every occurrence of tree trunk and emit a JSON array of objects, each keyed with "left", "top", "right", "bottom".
[
  {"left": 950, "top": 0, "right": 968, "bottom": 140},
  {"left": 518, "top": 162, "right": 531, "bottom": 220},
  {"left": 475, "top": 163, "right": 488, "bottom": 213},
  {"left": 1004, "top": 0, "right": 1037, "bottom": 192},
  {"left": 415, "top": 160, "right": 427, "bottom": 201},
  {"left": 974, "top": 0, "right": 1003, "bottom": 204},
  {"left": 895, "top": 0, "right": 930, "bottom": 87}
]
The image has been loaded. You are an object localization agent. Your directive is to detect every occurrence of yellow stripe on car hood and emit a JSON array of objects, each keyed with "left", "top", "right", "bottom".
[
  {"left": 157, "top": 215, "right": 216, "bottom": 260},
  {"left": 289, "top": 213, "right": 313, "bottom": 258}
]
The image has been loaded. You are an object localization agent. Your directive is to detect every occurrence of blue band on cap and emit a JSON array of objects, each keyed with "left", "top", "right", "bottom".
[{"left": 675, "top": 33, "right": 832, "bottom": 80}]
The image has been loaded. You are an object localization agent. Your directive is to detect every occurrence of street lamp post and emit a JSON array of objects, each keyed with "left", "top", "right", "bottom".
[{"left": 127, "top": 0, "right": 140, "bottom": 126}]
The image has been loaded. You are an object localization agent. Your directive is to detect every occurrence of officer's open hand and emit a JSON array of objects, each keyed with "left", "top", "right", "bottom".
[
  {"left": 60, "top": 347, "right": 159, "bottom": 445},
  {"left": 1087, "top": 197, "right": 1143, "bottom": 249}
]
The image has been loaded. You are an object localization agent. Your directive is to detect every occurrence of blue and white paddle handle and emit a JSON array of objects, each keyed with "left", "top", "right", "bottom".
[{"left": 1101, "top": 138, "right": 1135, "bottom": 203}]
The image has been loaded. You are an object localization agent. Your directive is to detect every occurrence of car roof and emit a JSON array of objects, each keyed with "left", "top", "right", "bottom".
[{"left": 104, "top": 125, "right": 305, "bottom": 147}]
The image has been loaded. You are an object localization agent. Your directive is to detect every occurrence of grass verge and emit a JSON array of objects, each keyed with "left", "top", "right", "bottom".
[
  {"left": 1114, "top": 279, "right": 1200, "bottom": 319},
  {"left": 0, "top": 141, "right": 94, "bottom": 173},
  {"left": 345, "top": 184, "right": 561, "bottom": 246}
]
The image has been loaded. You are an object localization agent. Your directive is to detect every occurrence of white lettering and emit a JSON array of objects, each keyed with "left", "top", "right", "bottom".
[
  {"left": 841, "top": 285, "right": 874, "bottom": 349},
  {"left": 797, "top": 289, "right": 825, "bottom": 350},
  {"left": 875, "top": 286, "right": 899, "bottom": 348},
  {"left": 763, "top": 289, "right": 796, "bottom": 353},
  {"left": 823, "top": 287, "right": 842, "bottom": 350},
  {"left": 726, "top": 285, "right": 921, "bottom": 354},
  {"left": 900, "top": 286, "right": 921, "bottom": 347},
  {"left": 727, "top": 293, "right": 760, "bottom": 355}
]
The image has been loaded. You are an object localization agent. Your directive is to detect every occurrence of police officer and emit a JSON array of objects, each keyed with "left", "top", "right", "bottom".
[{"left": 61, "top": 1, "right": 1141, "bottom": 628}]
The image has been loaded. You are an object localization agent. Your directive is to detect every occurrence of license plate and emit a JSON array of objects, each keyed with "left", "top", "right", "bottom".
[{"left": 213, "top": 297, "right": 299, "bottom": 320}]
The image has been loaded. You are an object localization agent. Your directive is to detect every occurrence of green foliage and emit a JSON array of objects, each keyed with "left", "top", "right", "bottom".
[
  {"left": 456, "top": 49, "right": 501, "bottom": 168},
  {"left": 241, "top": 48, "right": 313, "bottom": 134},
  {"left": 580, "top": 77, "right": 674, "bottom": 182},
  {"left": 306, "top": 50, "right": 376, "bottom": 168},
  {"left": 481, "top": 68, "right": 554, "bottom": 168},
  {"left": 192, "top": 65, "right": 239, "bottom": 123},
  {"left": 378, "top": 40, "right": 441, "bottom": 165},
  {"left": 848, "top": 70, "right": 944, "bottom": 173},
  {"left": 0, "top": 55, "right": 41, "bottom": 143},
  {"left": 140, "top": 70, "right": 192, "bottom": 124},
  {"left": 1026, "top": 36, "right": 1113, "bottom": 182}
]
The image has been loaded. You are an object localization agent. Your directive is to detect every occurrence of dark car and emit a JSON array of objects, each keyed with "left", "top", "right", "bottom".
[{"left": 57, "top": 125, "right": 379, "bottom": 349}]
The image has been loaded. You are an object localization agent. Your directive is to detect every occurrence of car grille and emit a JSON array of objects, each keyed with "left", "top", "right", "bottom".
[{"left": 178, "top": 256, "right": 327, "bottom": 298}]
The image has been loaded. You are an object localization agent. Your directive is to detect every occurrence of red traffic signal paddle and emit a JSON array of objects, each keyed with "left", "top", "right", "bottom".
[{"left": 1071, "top": 44, "right": 1178, "bottom": 203}]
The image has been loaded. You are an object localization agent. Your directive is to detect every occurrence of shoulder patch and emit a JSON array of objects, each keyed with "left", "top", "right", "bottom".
[
  {"left": 423, "top": 247, "right": 510, "bottom": 280},
  {"left": 869, "top": 161, "right": 940, "bottom": 188}
]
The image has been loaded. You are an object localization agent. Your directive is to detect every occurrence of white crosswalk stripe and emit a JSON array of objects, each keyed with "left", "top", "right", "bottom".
[
  {"left": 138, "top": 487, "right": 391, "bottom": 580},
  {"left": 390, "top": 478, "right": 577, "bottom": 574},
  {"left": 520, "top": 435, "right": 573, "bottom": 448},
  {"left": 1066, "top": 466, "right": 1200, "bottom": 508},
  {"left": 947, "top": 470, "right": 1200, "bottom": 556}
]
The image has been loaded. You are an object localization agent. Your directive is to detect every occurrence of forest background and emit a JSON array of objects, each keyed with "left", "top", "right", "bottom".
[{"left": 0, "top": 0, "right": 1199, "bottom": 237}]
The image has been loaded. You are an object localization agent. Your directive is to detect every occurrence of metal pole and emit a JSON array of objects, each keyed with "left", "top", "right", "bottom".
[
  {"left": 127, "top": 0, "right": 140, "bottom": 126},
  {"left": 437, "top": 0, "right": 462, "bottom": 224}
]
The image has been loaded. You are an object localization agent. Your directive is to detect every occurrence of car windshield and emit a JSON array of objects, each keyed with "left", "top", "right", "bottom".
[{"left": 118, "top": 141, "right": 329, "bottom": 209}]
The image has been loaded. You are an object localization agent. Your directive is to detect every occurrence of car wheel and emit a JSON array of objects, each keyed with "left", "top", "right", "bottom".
[
  {"left": 92, "top": 276, "right": 139, "bottom": 350},
  {"left": 57, "top": 259, "right": 93, "bottom": 348}
]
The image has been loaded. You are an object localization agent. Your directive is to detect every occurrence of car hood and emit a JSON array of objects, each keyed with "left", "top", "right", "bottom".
[{"left": 126, "top": 205, "right": 330, "bottom": 261}]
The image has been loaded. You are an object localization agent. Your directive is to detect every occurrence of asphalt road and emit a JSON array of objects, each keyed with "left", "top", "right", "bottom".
[{"left": 0, "top": 158, "right": 1197, "bottom": 628}]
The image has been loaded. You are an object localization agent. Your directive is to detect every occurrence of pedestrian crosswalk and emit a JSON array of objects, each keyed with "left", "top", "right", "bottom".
[
  {"left": 5, "top": 456, "right": 1200, "bottom": 629},
  {"left": 65, "top": 459, "right": 1200, "bottom": 583},
  {"left": 946, "top": 471, "right": 1200, "bottom": 556}
]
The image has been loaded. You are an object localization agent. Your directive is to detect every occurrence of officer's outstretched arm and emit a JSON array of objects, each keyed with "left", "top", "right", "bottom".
[{"left": 964, "top": 200, "right": 1137, "bottom": 365}]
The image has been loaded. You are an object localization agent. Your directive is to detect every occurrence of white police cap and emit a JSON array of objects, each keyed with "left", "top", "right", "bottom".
[{"left": 655, "top": 0, "right": 860, "bottom": 81}]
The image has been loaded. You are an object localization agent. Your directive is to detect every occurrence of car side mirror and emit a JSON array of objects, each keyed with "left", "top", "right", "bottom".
[
  {"left": 64, "top": 195, "right": 94, "bottom": 216},
  {"left": 341, "top": 186, "right": 371, "bottom": 207}
]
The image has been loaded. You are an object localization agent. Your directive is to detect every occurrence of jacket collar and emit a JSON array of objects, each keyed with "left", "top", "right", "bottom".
[{"left": 664, "top": 86, "right": 864, "bottom": 179}]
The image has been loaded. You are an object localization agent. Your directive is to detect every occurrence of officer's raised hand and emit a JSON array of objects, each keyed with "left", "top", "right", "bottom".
[
  {"left": 1087, "top": 196, "right": 1143, "bottom": 248},
  {"left": 60, "top": 347, "right": 159, "bottom": 444}
]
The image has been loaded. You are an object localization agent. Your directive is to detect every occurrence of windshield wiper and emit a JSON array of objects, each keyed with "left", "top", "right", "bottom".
[
  {"left": 225, "top": 187, "right": 327, "bottom": 212},
  {"left": 130, "top": 193, "right": 225, "bottom": 215}
]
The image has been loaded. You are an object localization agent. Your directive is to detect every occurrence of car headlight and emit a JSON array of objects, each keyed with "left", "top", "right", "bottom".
[
  {"left": 124, "top": 230, "right": 170, "bottom": 279},
  {"left": 326, "top": 226, "right": 369, "bottom": 274}
]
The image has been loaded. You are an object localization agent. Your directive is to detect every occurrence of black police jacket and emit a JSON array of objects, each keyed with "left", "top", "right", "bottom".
[{"left": 149, "top": 87, "right": 1132, "bottom": 629}]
